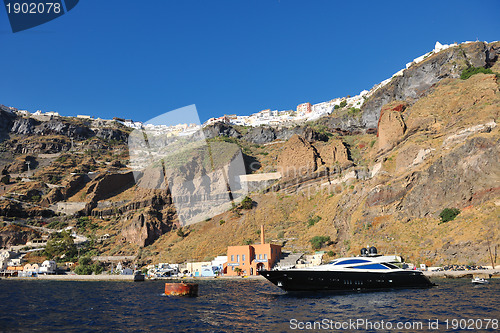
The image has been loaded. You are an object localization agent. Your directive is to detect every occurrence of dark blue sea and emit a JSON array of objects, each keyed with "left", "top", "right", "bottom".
[{"left": 0, "top": 278, "right": 498, "bottom": 332}]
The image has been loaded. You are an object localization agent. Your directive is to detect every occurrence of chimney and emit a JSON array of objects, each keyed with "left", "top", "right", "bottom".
[{"left": 260, "top": 225, "right": 265, "bottom": 245}]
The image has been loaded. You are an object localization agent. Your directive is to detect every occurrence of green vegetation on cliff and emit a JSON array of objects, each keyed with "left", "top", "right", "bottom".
[{"left": 460, "top": 66, "right": 499, "bottom": 80}]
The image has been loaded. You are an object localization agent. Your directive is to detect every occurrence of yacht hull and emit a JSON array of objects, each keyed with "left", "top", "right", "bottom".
[{"left": 259, "top": 269, "right": 434, "bottom": 292}]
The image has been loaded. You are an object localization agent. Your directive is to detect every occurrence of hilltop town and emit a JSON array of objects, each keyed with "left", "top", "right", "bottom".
[{"left": 9, "top": 42, "right": 463, "bottom": 133}]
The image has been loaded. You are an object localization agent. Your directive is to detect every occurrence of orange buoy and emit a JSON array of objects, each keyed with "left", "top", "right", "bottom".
[{"left": 164, "top": 283, "right": 198, "bottom": 297}]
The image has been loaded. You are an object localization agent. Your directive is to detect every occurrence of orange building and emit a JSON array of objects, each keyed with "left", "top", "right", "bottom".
[
  {"left": 224, "top": 226, "right": 282, "bottom": 276},
  {"left": 297, "top": 102, "right": 312, "bottom": 114}
]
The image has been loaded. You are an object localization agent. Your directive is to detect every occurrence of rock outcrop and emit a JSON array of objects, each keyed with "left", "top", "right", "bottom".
[
  {"left": 278, "top": 134, "right": 353, "bottom": 179},
  {"left": 0, "top": 224, "right": 41, "bottom": 248},
  {"left": 95, "top": 128, "right": 128, "bottom": 142},
  {"left": 242, "top": 125, "right": 329, "bottom": 144},
  {"left": 121, "top": 209, "right": 174, "bottom": 247},
  {"left": 361, "top": 41, "right": 500, "bottom": 129},
  {"left": 10, "top": 117, "right": 39, "bottom": 135},
  {"left": 9, "top": 136, "right": 71, "bottom": 154},
  {"left": 278, "top": 134, "right": 321, "bottom": 179},
  {"left": 83, "top": 172, "right": 136, "bottom": 214},
  {"left": 203, "top": 122, "right": 242, "bottom": 140},
  {"left": 377, "top": 102, "right": 407, "bottom": 150},
  {"left": 316, "top": 139, "right": 350, "bottom": 167},
  {"left": 396, "top": 136, "right": 500, "bottom": 218},
  {"left": 34, "top": 120, "right": 95, "bottom": 140},
  {"left": 41, "top": 174, "right": 87, "bottom": 206},
  {"left": 0, "top": 106, "right": 16, "bottom": 141},
  {"left": 5, "top": 155, "right": 38, "bottom": 174}
]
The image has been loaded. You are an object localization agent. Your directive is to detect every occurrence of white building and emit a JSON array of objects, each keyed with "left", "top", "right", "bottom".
[
  {"left": 16, "top": 110, "right": 31, "bottom": 117},
  {"left": 39, "top": 260, "right": 56, "bottom": 274}
]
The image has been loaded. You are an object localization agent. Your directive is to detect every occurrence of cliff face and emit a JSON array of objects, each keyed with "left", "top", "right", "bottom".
[
  {"left": 203, "top": 123, "right": 329, "bottom": 144},
  {"left": 1, "top": 114, "right": 129, "bottom": 147},
  {"left": 0, "top": 106, "right": 16, "bottom": 141},
  {"left": 0, "top": 42, "right": 499, "bottom": 267},
  {"left": 360, "top": 41, "right": 500, "bottom": 129},
  {"left": 151, "top": 70, "right": 499, "bottom": 265}
]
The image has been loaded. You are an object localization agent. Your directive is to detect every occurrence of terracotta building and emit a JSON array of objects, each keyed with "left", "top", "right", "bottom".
[
  {"left": 297, "top": 102, "right": 312, "bottom": 114},
  {"left": 224, "top": 226, "right": 281, "bottom": 276}
]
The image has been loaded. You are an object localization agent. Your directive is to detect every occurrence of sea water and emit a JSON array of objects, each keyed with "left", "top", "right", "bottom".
[{"left": 0, "top": 278, "right": 498, "bottom": 332}]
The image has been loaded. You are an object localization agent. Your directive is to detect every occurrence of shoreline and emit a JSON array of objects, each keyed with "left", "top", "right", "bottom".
[
  {"left": 2, "top": 274, "right": 266, "bottom": 281},
  {"left": 423, "top": 269, "right": 500, "bottom": 279},
  {"left": 3, "top": 269, "right": 500, "bottom": 281}
]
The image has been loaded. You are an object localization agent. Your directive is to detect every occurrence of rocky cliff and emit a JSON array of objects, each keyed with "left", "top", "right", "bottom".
[
  {"left": 1, "top": 41, "right": 499, "bottom": 267},
  {"left": 361, "top": 41, "right": 500, "bottom": 129}
]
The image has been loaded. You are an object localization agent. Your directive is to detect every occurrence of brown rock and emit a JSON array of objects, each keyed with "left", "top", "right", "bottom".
[
  {"left": 277, "top": 134, "right": 321, "bottom": 179},
  {"left": 316, "top": 139, "right": 350, "bottom": 166},
  {"left": 406, "top": 74, "right": 499, "bottom": 132},
  {"left": 83, "top": 172, "right": 135, "bottom": 214},
  {"left": 0, "top": 224, "right": 41, "bottom": 248},
  {"left": 377, "top": 102, "right": 407, "bottom": 150},
  {"left": 121, "top": 210, "right": 173, "bottom": 247},
  {"left": 6, "top": 155, "right": 37, "bottom": 174},
  {"left": 395, "top": 144, "right": 421, "bottom": 173},
  {"left": 41, "top": 174, "right": 87, "bottom": 206}
]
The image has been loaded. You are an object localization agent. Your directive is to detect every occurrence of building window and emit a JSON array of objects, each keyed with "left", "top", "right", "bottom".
[
  {"left": 259, "top": 254, "right": 262, "bottom": 260},
  {"left": 231, "top": 255, "right": 234, "bottom": 262},
  {"left": 236, "top": 255, "right": 240, "bottom": 262},
  {"left": 242, "top": 254, "right": 246, "bottom": 261},
  {"left": 264, "top": 254, "right": 268, "bottom": 260}
]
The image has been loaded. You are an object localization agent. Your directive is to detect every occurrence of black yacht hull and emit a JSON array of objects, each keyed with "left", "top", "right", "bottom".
[{"left": 259, "top": 269, "right": 434, "bottom": 292}]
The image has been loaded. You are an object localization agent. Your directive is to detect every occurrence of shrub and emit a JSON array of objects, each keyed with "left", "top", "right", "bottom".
[
  {"left": 439, "top": 208, "right": 460, "bottom": 224},
  {"left": 44, "top": 231, "right": 77, "bottom": 260},
  {"left": 460, "top": 66, "right": 498, "bottom": 80},
  {"left": 307, "top": 215, "right": 322, "bottom": 227},
  {"left": 310, "top": 236, "right": 331, "bottom": 250},
  {"left": 339, "top": 100, "right": 347, "bottom": 108},
  {"left": 177, "top": 228, "right": 186, "bottom": 238},
  {"left": 76, "top": 216, "right": 99, "bottom": 231},
  {"left": 30, "top": 195, "right": 41, "bottom": 202},
  {"left": 75, "top": 256, "right": 102, "bottom": 275},
  {"left": 1, "top": 175, "right": 10, "bottom": 185},
  {"left": 219, "top": 219, "right": 225, "bottom": 225},
  {"left": 240, "top": 196, "right": 253, "bottom": 210},
  {"left": 346, "top": 107, "right": 361, "bottom": 117}
]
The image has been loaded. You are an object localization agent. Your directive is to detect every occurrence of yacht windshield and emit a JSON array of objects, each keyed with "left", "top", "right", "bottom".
[{"left": 334, "top": 259, "right": 370, "bottom": 265}]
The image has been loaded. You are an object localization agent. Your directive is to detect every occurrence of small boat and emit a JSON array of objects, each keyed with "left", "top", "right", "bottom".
[
  {"left": 133, "top": 271, "right": 145, "bottom": 282},
  {"left": 471, "top": 277, "right": 489, "bottom": 284},
  {"left": 259, "top": 247, "right": 434, "bottom": 292}
]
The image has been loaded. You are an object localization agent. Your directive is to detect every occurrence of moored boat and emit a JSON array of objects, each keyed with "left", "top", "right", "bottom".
[
  {"left": 133, "top": 270, "right": 145, "bottom": 282},
  {"left": 471, "top": 277, "right": 489, "bottom": 284},
  {"left": 259, "top": 247, "right": 434, "bottom": 292}
]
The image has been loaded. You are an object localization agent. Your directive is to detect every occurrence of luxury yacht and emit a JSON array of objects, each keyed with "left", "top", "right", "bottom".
[{"left": 259, "top": 247, "right": 434, "bottom": 292}]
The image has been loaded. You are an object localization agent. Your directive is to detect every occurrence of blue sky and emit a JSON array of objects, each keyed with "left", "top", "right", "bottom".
[{"left": 1, "top": 0, "right": 499, "bottom": 123}]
